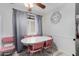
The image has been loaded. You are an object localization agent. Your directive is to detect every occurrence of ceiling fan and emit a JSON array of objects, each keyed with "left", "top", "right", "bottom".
[{"left": 24, "top": 3, "right": 46, "bottom": 11}]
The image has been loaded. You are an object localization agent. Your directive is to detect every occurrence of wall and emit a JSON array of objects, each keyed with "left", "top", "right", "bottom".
[
  {"left": 0, "top": 16, "right": 1, "bottom": 47},
  {"left": 0, "top": 3, "right": 27, "bottom": 37},
  {"left": 0, "top": 3, "right": 41, "bottom": 37},
  {"left": 0, "top": 3, "right": 28, "bottom": 48},
  {"left": 42, "top": 3, "right": 76, "bottom": 55}
]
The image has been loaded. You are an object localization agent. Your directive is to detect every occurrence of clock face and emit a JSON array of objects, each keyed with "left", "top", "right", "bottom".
[{"left": 51, "top": 11, "right": 62, "bottom": 24}]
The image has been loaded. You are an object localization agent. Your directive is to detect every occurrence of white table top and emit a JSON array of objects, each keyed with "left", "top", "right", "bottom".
[{"left": 21, "top": 36, "right": 52, "bottom": 45}]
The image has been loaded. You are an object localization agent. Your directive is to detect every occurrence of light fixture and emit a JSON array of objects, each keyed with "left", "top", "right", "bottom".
[{"left": 24, "top": 3, "right": 34, "bottom": 11}]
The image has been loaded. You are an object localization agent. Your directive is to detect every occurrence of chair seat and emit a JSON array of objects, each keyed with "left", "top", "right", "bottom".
[
  {"left": 23, "top": 35, "right": 41, "bottom": 38},
  {"left": 2, "top": 37, "right": 15, "bottom": 43},
  {"left": 0, "top": 46, "right": 15, "bottom": 53},
  {"left": 29, "top": 49, "right": 42, "bottom": 54},
  {"left": 44, "top": 46, "right": 51, "bottom": 49}
]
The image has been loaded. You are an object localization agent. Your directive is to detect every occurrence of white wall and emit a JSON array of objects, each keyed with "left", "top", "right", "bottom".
[
  {"left": 0, "top": 3, "right": 43, "bottom": 38},
  {"left": 0, "top": 4, "right": 12, "bottom": 37},
  {"left": 0, "top": 3, "right": 27, "bottom": 37},
  {"left": 42, "top": 3, "right": 76, "bottom": 55}
]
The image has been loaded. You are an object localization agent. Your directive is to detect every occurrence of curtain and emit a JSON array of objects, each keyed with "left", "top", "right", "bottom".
[
  {"left": 36, "top": 15, "right": 42, "bottom": 36},
  {"left": 13, "top": 9, "right": 28, "bottom": 52}
]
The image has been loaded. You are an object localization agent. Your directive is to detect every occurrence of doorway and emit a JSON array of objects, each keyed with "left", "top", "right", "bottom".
[
  {"left": 0, "top": 16, "right": 2, "bottom": 48},
  {"left": 75, "top": 3, "right": 79, "bottom": 56}
]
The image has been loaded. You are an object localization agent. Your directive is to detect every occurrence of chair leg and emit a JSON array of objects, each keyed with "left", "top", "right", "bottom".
[
  {"left": 29, "top": 52, "right": 33, "bottom": 56},
  {"left": 0, "top": 53, "right": 4, "bottom": 56},
  {"left": 40, "top": 50, "right": 43, "bottom": 56},
  {"left": 0, "top": 53, "right": 2, "bottom": 56},
  {"left": 46, "top": 48, "right": 52, "bottom": 54}
]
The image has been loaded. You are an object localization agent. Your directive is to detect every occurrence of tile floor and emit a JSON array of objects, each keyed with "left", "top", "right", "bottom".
[
  {"left": 1, "top": 42, "right": 67, "bottom": 56},
  {"left": 12, "top": 42, "right": 67, "bottom": 56},
  {"left": 12, "top": 50, "right": 66, "bottom": 56}
]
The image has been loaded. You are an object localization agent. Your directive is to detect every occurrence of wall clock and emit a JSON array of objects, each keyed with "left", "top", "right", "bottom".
[{"left": 51, "top": 11, "right": 62, "bottom": 24}]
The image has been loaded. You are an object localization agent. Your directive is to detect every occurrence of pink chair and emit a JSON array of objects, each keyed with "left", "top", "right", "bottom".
[
  {"left": 0, "top": 46, "right": 15, "bottom": 52},
  {"left": 23, "top": 35, "right": 32, "bottom": 38},
  {"left": 0, "top": 46, "right": 15, "bottom": 55},
  {"left": 28, "top": 42, "right": 44, "bottom": 55},
  {"left": 23, "top": 34, "right": 40, "bottom": 52},
  {"left": 2, "top": 37, "right": 15, "bottom": 43},
  {"left": 0, "top": 37, "right": 15, "bottom": 56},
  {"left": 44, "top": 35, "right": 53, "bottom": 49},
  {"left": 46, "top": 35, "right": 52, "bottom": 38},
  {"left": 32, "top": 34, "right": 41, "bottom": 37},
  {"left": 44, "top": 40, "right": 52, "bottom": 49},
  {"left": 23, "top": 34, "right": 41, "bottom": 38}
]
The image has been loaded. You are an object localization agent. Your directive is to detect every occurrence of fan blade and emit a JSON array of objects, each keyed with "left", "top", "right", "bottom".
[{"left": 35, "top": 3, "right": 46, "bottom": 9}]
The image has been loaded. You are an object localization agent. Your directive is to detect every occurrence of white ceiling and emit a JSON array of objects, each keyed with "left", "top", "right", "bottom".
[{"left": 12, "top": 3, "right": 65, "bottom": 15}]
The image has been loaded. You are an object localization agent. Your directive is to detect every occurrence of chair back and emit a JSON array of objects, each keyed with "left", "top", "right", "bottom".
[
  {"left": 2, "top": 37, "right": 15, "bottom": 43},
  {"left": 32, "top": 42, "right": 44, "bottom": 50},
  {"left": 23, "top": 34, "right": 41, "bottom": 38}
]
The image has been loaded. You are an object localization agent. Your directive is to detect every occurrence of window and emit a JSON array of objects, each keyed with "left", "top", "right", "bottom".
[{"left": 27, "top": 19, "right": 36, "bottom": 35}]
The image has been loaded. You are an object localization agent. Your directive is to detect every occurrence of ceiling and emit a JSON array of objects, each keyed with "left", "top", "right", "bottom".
[{"left": 12, "top": 3, "right": 65, "bottom": 15}]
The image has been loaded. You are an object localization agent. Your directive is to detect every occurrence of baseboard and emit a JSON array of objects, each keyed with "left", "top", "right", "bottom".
[{"left": 53, "top": 49, "right": 75, "bottom": 56}]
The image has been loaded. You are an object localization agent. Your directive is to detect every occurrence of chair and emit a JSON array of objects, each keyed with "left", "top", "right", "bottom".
[
  {"left": 0, "top": 37, "right": 15, "bottom": 56},
  {"left": 24, "top": 35, "right": 40, "bottom": 52},
  {"left": 43, "top": 35, "right": 53, "bottom": 53},
  {"left": 28, "top": 42, "right": 44, "bottom": 55},
  {"left": 23, "top": 34, "right": 41, "bottom": 38},
  {"left": 44, "top": 40, "right": 53, "bottom": 49},
  {"left": 0, "top": 46, "right": 15, "bottom": 56},
  {"left": 23, "top": 35, "right": 32, "bottom": 38},
  {"left": 2, "top": 37, "right": 15, "bottom": 43},
  {"left": 32, "top": 34, "right": 41, "bottom": 37}
]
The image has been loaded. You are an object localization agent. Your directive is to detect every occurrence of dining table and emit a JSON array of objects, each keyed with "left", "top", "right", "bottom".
[{"left": 21, "top": 36, "right": 52, "bottom": 46}]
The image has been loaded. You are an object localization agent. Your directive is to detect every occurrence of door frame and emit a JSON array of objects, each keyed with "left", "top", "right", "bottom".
[{"left": 0, "top": 16, "right": 2, "bottom": 48}]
